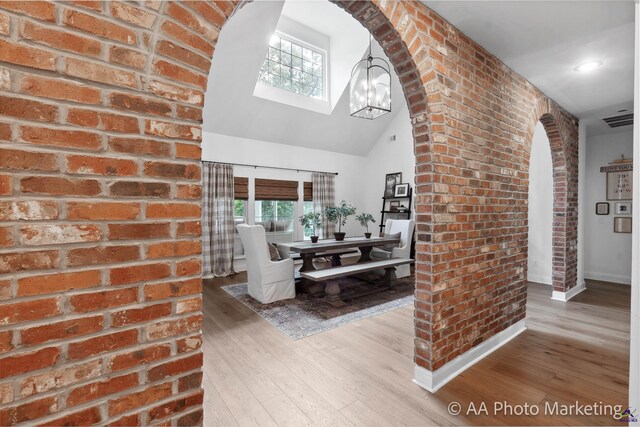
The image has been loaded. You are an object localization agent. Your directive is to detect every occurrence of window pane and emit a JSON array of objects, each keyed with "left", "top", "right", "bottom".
[
  {"left": 280, "top": 39, "right": 291, "bottom": 54},
  {"left": 292, "top": 44, "right": 302, "bottom": 58},
  {"left": 259, "top": 34, "right": 325, "bottom": 100},
  {"left": 281, "top": 52, "right": 291, "bottom": 67},
  {"left": 303, "top": 201, "right": 315, "bottom": 239},
  {"left": 291, "top": 56, "right": 302, "bottom": 71},
  {"left": 268, "top": 47, "right": 280, "bottom": 62},
  {"left": 255, "top": 200, "right": 295, "bottom": 244},
  {"left": 302, "top": 48, "right": 313, "bottom": 62},
  {"left": 303, "top": 60, "right": 312, "bottom": 74},
  {"left": 234, "top": 200, "right": 247, "bottom": 257}
]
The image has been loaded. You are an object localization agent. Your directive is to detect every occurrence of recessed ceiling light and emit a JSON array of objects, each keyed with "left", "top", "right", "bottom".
[
  {"left": 618, "top": 109, "right": 628, "bottom": 113},
  {"left": 574, "top": 61, "right": 603, "bottom": 73}
]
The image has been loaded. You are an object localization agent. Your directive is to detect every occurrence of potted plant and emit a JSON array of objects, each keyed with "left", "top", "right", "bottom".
[
  {"left": 355, "top": 213, "right": 376, "bottom": 238},
  {"left": 299, "top": 211, "right": 322, "bottom": 243},
  {"left": 324, "top": 200, "right": 356, "bottom": 241}
]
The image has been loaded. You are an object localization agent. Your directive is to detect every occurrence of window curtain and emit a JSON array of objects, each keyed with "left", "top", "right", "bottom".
[
  {"left": 312, "top": 172, "right": 335, "bottom": 239},
  {"left": 202, "top": 162, "right": 235, "bottom": 277}
]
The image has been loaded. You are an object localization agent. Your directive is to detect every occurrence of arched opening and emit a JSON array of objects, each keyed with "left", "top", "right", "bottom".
[
  {"left": 527, "top": 121, "right": 554, "bottom": 291},
  {"left": 197, "top": 1, "right": 431, "bottom": 423}
]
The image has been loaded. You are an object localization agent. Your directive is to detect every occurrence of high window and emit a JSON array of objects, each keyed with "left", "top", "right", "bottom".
[{"left": 259, "top": 33, "right": 325, "bottom": 99}]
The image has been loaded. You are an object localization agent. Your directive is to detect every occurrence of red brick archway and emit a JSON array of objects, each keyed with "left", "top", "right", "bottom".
[{"left": 0, "top": 1, "right": 579, "bottom": 424}]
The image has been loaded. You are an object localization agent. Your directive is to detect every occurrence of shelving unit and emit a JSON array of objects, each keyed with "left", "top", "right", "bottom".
[{"left": 379, "top": 187, "right": 412, "bottom": 233}]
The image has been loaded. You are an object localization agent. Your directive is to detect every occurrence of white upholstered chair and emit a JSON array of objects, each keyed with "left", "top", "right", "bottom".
[
  {"left": 237, "top": 224, "right": 295, "bottom": 304},
  {"left": 371, "top": 219, "right": 415, "bottom": 278}
]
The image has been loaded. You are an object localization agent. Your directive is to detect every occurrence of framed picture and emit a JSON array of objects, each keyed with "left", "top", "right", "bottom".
[
  {"left": 595, "top": 202, "right": 609, "bottom": 215},
  {"left": 614, "top": 217, "right": 632, "bottom": 233},
  {"left": 384, "top": 172, "right": 402, "bottom": 197},
  {"left": 389, "top": 200, "right": 400, "bottom": 212},
  {"left": 607, "top": 170, "right": 632, "bottom": 201},
  {"left": 394, "top": 183, "right": 409, "bottom": 197},
  {"left": 614, "top": 202, "right": 632, "bottom": 215}
]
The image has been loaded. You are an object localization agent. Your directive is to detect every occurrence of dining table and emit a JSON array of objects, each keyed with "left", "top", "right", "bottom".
[{"left": 286, "top": 235, "right": 401, "bottom": 273}]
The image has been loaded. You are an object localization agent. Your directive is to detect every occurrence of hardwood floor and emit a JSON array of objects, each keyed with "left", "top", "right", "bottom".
[{"left": 201, "top": 275, "right": 630, "bottom": 426}]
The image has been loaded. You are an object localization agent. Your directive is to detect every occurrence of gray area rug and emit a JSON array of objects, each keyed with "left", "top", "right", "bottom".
[{"left": 222, "top": 275, "right": 414, "bottom": 340}]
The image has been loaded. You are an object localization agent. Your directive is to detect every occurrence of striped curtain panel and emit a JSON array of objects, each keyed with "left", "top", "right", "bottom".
[
  {"left": 202, "top": 162, "right": 235, "bottom": 277},
  {"left": 312, "top": 172, "right": 336, "bottom": 239}
]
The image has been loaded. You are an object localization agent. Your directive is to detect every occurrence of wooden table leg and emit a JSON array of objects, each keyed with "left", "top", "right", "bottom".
[
  {"left": 299, "top": 253, "right": 316, "bottom": 272},
  {"left": 324, "top": 279, "right": 345, "bottom": 307},
  {"left": 383, "top": 267, "right": 397, "bottom": 289},
  {"left": 358, "top": 246, "right": 373, "bottom": 262}
]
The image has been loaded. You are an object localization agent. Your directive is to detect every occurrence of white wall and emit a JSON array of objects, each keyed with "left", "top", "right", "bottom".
[
  {"left": 584, "top": 130, "right": 634, "bottom": 284},
  {"left": 361, "top": 103, "right": 415, "bottom": 231},
  {"left": 527, "top": 122, "right": 554, "bottom": 285},
  {"left": 201, "top": 130, "right": 366, "bottom": 239}
]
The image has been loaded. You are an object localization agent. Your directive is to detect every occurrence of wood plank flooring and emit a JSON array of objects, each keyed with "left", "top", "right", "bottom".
[{"left": 201, "top": 276, "right": 630, "bottom": 426}]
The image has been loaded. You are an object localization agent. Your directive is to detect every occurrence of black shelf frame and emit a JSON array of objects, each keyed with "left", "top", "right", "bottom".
[{"left": 378, "top": 187, "right": 412, "bottom": 231}]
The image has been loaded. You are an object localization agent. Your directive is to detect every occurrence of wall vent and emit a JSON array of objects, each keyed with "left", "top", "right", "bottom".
[{"left": 602, "top": 113, "right": 633, "bottom": 128}]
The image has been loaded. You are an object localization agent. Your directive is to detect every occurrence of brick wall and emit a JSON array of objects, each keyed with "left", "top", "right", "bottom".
[
  {"left": 0, "top": 0, "right": 578, "bottom": 425},
  {"left": 0, "top": 1, "right": 218, "bottom": 425}
]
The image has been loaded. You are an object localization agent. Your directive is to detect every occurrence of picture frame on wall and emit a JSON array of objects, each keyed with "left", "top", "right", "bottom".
[
  {"left": 595, "top": 202, "right": 610, "bottom": 215},
  {"left": 394, "top": 183, "right": 410, "bottom": 197},
  {"left": 614, "top": 217, "right": 632, "bottom": 233},
  {"left": 384, "top": 172, "right": 402, "bottom": 197},
  {"left": 606, "top": 170, "right": 633, "bottom": 201},
  {"left": 614, "top": 202, "right": 632, "bottom": 215}
]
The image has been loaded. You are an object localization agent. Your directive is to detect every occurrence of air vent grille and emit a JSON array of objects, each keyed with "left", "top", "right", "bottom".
[{"left": 602, "top": 113, "right": 633, "bottom": 128}]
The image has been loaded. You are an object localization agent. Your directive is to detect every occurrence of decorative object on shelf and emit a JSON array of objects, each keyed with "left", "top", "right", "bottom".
[
  {"left": 614, "top": 217, "right": 632, "bottom": 233},
  {"left": 384, "top": 172, "right": 401, "bottom": 197},
  {"left": 615, "top": 202, "right": 632, "bottom": 215},
  {"left": 349, "top": 34, "right": 391, "bottom": 120},
  {"left": 397, "top": 204, "right": 407, "bottom": 213},
  {"left": 325, "top": 200, "right": 356, "bottom": 241},
  {"left": 355, "top": 213, "right": 376, "bottom": 238},
  {"left": 601, "top": 154, "right": 633, "bottom": 201},
  {"left": 394, "top": 183, "right": 409, "bottom": 197},
  {"left": 389, "top": 200, "right": 400, "bottom": 212},
  {"left": 299, "top": 211, "right": 323, "bottom": 243},
  {"left": 595, "top": 202, "right": 610, "bottom": 215}
]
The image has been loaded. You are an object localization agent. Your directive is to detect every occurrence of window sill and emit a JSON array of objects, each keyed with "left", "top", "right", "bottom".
[{"left": 253, "top": 82, "right": 331, "bottom": 115}]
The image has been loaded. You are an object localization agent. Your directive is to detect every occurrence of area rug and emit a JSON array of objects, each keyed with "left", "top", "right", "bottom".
[{"left": 222, "top": 275, "right": 414, "bottom": 340}]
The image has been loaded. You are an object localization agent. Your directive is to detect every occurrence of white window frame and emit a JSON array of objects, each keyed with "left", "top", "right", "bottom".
[{"left": 259, "top": 31, "right": 328, "bottom": 101}]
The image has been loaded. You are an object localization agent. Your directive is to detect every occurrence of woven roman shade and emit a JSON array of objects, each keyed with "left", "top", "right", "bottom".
[
  {"left": 233, "top": 177, "right": 248, "bottom": 200},
  {"left": 254, "top": 178, "right": 298, "bottom": 201},
  {"left": 303, "top": 182, "right": 312, "bottom": 201}
]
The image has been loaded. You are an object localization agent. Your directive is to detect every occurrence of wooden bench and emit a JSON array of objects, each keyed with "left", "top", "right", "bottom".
[{"left": 300, "top": 258, "right": 414, "bottom": 307}]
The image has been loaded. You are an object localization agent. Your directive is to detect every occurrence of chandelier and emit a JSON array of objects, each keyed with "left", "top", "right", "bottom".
[{"left": 349, "top": 35, "right": 391, "bottom": 120}]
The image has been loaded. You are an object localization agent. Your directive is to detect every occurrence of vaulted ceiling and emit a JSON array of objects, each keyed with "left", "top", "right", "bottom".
[
  {"left": 203, "top": 0, "right": 405, "bottom": 156},
  {"left": 203, "top": 0, "right": 636, "bottom": 156}
]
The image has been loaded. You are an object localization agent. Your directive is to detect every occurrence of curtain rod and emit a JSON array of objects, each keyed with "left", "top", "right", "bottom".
[{"left": 201, "top": 160, "right": 338, "bottom": 176}]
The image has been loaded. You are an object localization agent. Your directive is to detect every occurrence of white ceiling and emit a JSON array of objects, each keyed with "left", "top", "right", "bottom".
[
  {"left": 423, "top": 0, "right": 635, "bottom": 136},
  {"left": 204, "top": 0, "right": 405, "bottom": 156},
  {"left": 205, "top": 0, "right": 635, "bottom": 154}
]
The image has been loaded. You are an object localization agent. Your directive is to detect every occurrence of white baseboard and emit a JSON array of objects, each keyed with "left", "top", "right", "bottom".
[
  {"left": 527, "top": 274, "right": 552, "bottom": 285},
  {"left": 413, "top": 319, "right": 527, "bottom": 393},
  {"left": 551, "top": 281, "right": 586, "bottom": 301},
  {"left": 584, "top": 271, "right": 631, "bottom": 285}
]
